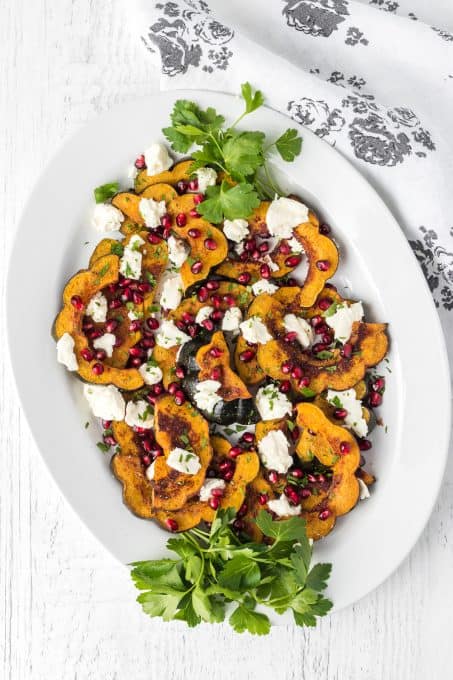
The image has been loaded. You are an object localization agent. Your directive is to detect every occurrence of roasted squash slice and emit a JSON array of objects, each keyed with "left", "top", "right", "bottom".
[
  {"left": 54, "top": 254, "right": 143, "bottom": 390},
  {"left": 215, "top": 259, "right": 263, "bottom": 285},
  {"left": 152, "top": 396, "right": 212, "bottom": 511},
  {"left": 88, "top": 238, "right": 120, "bottom": 267},
  {"left": 152, "top": 345, "right": 179, "bottom": 388},
  {"left": 111, "top": 454, "right": 154, "bottom": 519},
  {"left": 135, "top": 160, "right": 193, "bottom": 194},
  {"left": 242, "top": 474, "right": 276, "bottom": 542},
  {"left": 177, "top": 219, "right": 228, "bottom": 290},
  {"left": 111, "top": 183, "right": 178, "bottom": 227},
  {"left": 196, "top": 331, "right": 251, "bottom": 401},
  {"left": 295, "top": 403, "right": 360, "bottom": 519},
  {"left": 154, "top": 436, "right": 260, "bottom": 531},
  {"left": 234, "top": 336, "right": 265, "bottom": 386}
]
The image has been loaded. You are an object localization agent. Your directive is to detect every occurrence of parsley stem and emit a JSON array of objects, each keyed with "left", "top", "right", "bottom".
[{"left": 207, "top": 133, "right": 228, "bottom": 174}]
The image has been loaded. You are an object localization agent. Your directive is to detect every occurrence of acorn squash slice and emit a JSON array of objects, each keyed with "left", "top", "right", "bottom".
[
  {"left": 135, "top": 160, "right": 194, "bottom": 194},
  {"left": 196, "top": 331, "right": 251, "bottom": 401},
  {"left": 111, "top": 183, "right": 178, "bottom": 229}
]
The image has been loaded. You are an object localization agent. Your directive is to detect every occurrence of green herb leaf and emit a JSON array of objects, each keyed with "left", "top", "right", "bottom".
[
  {"left": 275, "top": 128, "right": 302, "bottom": 162},
  {"left": 229, "top": 604, "right": 270, "bottom": 635},
  {"left": 218, "top": 555, "right": 261, "bottom": 591},
  {"left": 94, "top": 182, "right": 119, "bottom": 203},
  {"left": 222, "top": 131, "right": 265, "bottom": 180},
  {"left": 241, "top": 82, "right": 265, "bottom": 115},
  {"left": 96, "top": 442, "right": 110, "bottom": 453},
  {"left": 197, "top": 180, "right": 260, "bottom": 224},
  {"left": 110, "top": 242, "right": 124, "bottom": 256}
]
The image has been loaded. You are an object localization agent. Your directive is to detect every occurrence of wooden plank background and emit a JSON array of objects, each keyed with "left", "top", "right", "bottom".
[{"left": 1, "top": 2, "right": 452, "bottom": 678}]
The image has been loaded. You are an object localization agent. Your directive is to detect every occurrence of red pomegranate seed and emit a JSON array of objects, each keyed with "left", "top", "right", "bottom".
[
  {"left": 268, "top": 471, "right": 279, "bottom": 484},
  {"left": 341, "top": 343, "right": 353, "bottom": 359},
  {"left": 244, "top": 239, "right": 256, "bottom": 252},
  {"left": 291, "top": 468, "right": 303, "bottom": 478},
  {"left": 188, "top": 178, "right": 199, "bottom": 191},
  {"left": 222, "top": 294, "right": 235, "bottom": 307},
  {"left": 359, "top": 438, "right": 372, "bottom": 451},
  {"left": 211, "top": 487, "right": 225, "bottom": 498},
  {"left": 258, "top": 493, "right": 268, "bottom": 505},
  {"left": 101, "top": 420, "right": 112, "bottom": 430},
  {"left": 191, "top": 261, "right": 203, "bottom": 275},
  {"left": 197, "top": 286, "right": 209, "bottom": 302},
  {"left": 284, "top": 331, "right": 298, "bottom": 343},
  {"left": 153, "top": 383, "right": 163, "bottom": 395},
  {"left": 120, "top": 289, "right": 132, "bottom": 303},
  {"left": 130, "top": 357, "right": 142, "bottom": 367},
  {"left": 129, "top": 346, "right": 144, "bottom": 358},
  {"left": 279, "top": 380, "right": 291, "bottom": 393},
  {"left": 176, "top": 320, "right": 186, "bottom": 331},
  {"left": 340, "top": 441, "right": 351, "bottom": 455},
  {"left": 132, "top": 292, "right": 143, "bottom": 305},
  {"left": 219, "top": 460, "right": 233, "bottom": 472},
  {"left": 81, "top": 347, "right": 94, "bottom": 362},
  {"left": 204, "top": 238, "right": 217, "bottom": 251},
  {"left": 189, "top": 209, "right": 200, "bottom": 218},
  {"left": 312, "top": 342, "right": 328, "bottom": 354},
  {"left": 285, "top": 255, "right": 302, "bottom": 268},
  {"left": 259, "top": 242, "right": 269, "bottom": 253},
  {"left": 369, "top": 391, "right": 382, "bottom": 407},
  {"left": 372, "top": 377, "right": 385, "bottom": 392},
  {"left": 316, "top": 260, "right": 330, "bottom": 272},
  {"left": 291, "top": 365, "right": 303, "bottom": 379},
  {"left": 193, "top": 193, "right": 204, "bottom": 205},
  {"left": 209, "top": 346, "right": 223, "bottom": 358},
  {"left": 181, "top": 311, "right": 195, "bottom": 324},
  {"left": 175, "top": 366, "right": 185, "bottom": 379},
  {"left": 281, "top": 361, "right": 293, "bottom": 374},
  {"left": 319, "top": 509, "right": 331, "bottom": 521},
  {"left": 241, "top": 432, "right": 255, "bottom": 444},
  {"left": 321, "top": 333, "right": 332, "bottom": 345},
  {"left": 146, "top": 317, "right": 159, "bottom": 330},
  {"left": 209, "top": 497, "right": 220, "bottom": 510},
  {"left": 238, "top": 502, "right": 248, "bottom": 517},
  {"left": 167, "top": 382, "right": 179, "bottom": 395},
  {"left": 105, "top": 319, "right": 118, "bottom": 333},
  {"left": 279, "top": 242, "right": 291, "bottom": 255},
  {"left": 238, "top": 272, "right": 251, "bottom": 284},
  {"left": 148, "top": 231, "right": 162, "bottom": 244},
  {"left": 319, "top": 223, "right": 331, "bottom": 235},
  {"left": 210, "top": 294, "right": 222, "bottom": 309},
  {"left": 109, "top": 299, "right": 122, "bottom": 310},
  {"left": 138, "top": 282, "right": 151, "bottom": 294},
  {"left": 187, "top": 228, "right": 200, "bottom": 240},
  {"left": 260, "top": 263, "right": 271, "bottom": 279},
  {"left": 233, "top": 518, "right": 244, "bottom": 530},
  {"left": 113, "top": 336, "right": 122, "bottom": 348},
  {"left": 70, "top": 295, "right": 84, "bottom": 310},
  {"left": 239, "top": 349, "right": 255, "bottom": 362},
  {"left": 174, "top": 390, "right": 186, "bottom": 406},
  {"left": 334, "top": 408, "right": 348, "bottom": 420},
  {"left": 310, "top": 315, "right": 323, "bottom": 329},
  {"left": 229, "top": 446, "right": 243, "bottom": 459},
  {"left": 166, "top": 518, "right": 178, "bottom": 532},
  {"left": 239, "top": 252, "right": 249, "bottom": 262},
  {"left": 135, "top": 154, "right": 146, "bottom": 169},
  {"left": 307, "top": 474, "right": 317, "bottom": 483},
  {"left": 202, "top": 319, "right": 214, "bottom": 331},
  {"left": 210, "top": 366, "right": 222, "bottom": 380},
  {"left": 142, "top": 337, "right": 155, "bottom": 350},
  {"left": 92, "top": 362, "right": 104, "bottom": 375},
  {"left": 142, "top": 454, "right": 152, "bottom": 466},
  {"left": 223, "top": 470, "right": 234, "bottom": 481},
  {"left": 206, "top": 280, "right": 220, "bottom": 291},
  {"left": 95, "top": 349, "right": 107, "bottom": 361},
  {"left": 160, "top": 214, "right": 172, "bottom": 229},
  {"left": 176, "top": 212, "right": 187, "bottom": 227},
  {"left": 129, "top": 320, "right": 141, "bottom": 333},
  {"left": 300, "top": 488, "right": 311, "bottom": 499},
  {"left": 318, "top": 297, "right": 332, "bottom": 311},
  {"left": 298, "top": 377, "right": 310, "bottom": 389},
  {"left": 88, "top": 329, "right": 103, "bottom": 341},
  {"left": 186, "top": 324, "right": 197, "bottom": 338},
  {"left": 251, "top": 249, "right": 261, "bottom": 260},
  {"left": 119, "top": 277, "right": 131, "bottom": 288},
  {"left": 176, "top": 180, "right": 188, "bottom": 194}
]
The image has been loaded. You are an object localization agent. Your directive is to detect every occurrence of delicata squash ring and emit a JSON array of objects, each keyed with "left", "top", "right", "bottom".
[{"left": 54, "top": 254, "right": 144, "bottom": 390}]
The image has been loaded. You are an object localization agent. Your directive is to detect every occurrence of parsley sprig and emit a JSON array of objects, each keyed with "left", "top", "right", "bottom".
[
  {"left": 131, "top": 509, "right": 332, "bottom": 634},
  {"left": 163, "top": 83, "right": 302, "bottom": 223}
]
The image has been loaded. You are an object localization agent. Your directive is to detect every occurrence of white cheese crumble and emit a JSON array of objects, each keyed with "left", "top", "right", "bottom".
[
  {"left": 195, "top": 306, "right": 214, "bottom": 325},
  {"left": 86, "top": 291, "right": 108, "bottom": 323},
  {"left": 326, "top": 388, "right": 368, "bottom": 438},
  {"left": 283, "top": 314, "right": 314, "bottom": 349},
  {"left": 168, "top": 235, "right": 189, "bottom": 268},
  {"left": 119, "top": 234, "right": 145, "bottom": 280},
  {"left": 256, "top": 384, "right": 292, "bottom": 421},
  {"left": 138, "top": 198, "right": 167, "bottom": 229},
  {"left": 160, "top": 273, "right": 184, "bottom": 310},
  {"left": 93, "top": 333, "right": 116, "bottom": 358},
  {"left": 258, "top": 430, "right": 292, "bottom": 474},
  {"left": 91, "top": 203, "right": 124, "bottom": 232},
  {"left": 56, "top": 333, "right": 78, "bottom": 371},
  {"left": 127, "top": 165, "right": 138, "bottom": 181},
  {"left": 125, "top": 399, "right": 154, "bottom": 429},
  {"left": 167, "top": 448, "right": 202, "bottom": 475},
  {"left": 251, "top": 279, "right": 279, "bottom": 296},
  {"left": 145, "top": 461, "right": 156, "bottom": 481},
  {"left": 195, "top": 167, "right": 218, "bottom": 192},
  {"left": 222, "top": 306, "right": 243, "bottom": 332},
  {"left": 287, "top": 236, "right": 304, "bottom": 253},
  {"left": 194, "top": 380, "right": 222, "bottom": 413},
  {"left": 266, "top": 197, "right": 309, "bottom": 239},
  {"left": 139, "top": 360, "right": 163, "bottom": 385},
  {"left": 83, "top": 384, "right": 125, "bottom": 421},
  {"left": 325, "top": 301, "right": 364, "bottom": 343},
  {"left": 263, "top": 253, "right": 279, "bottom": 272},
  {"left": 239, "top": 316, "right": 272, "bottom": 344},
  {"left": 143, "top": 142, "right": 173, "bottom": 176},
  {"left": 358, "top": 478, "right": 371, "bottom": 500},
  {"left": 223, "top": 218, "right": 249, "bottom": 243},
  {"left": 199, "top": 478, "right": 226, "bottom": 502},
  {"left": 268, "top": 495, "right": 301, "bottom": 518},
  {"left": 155, "top": 320, "right": 191, "bottom": 349}
]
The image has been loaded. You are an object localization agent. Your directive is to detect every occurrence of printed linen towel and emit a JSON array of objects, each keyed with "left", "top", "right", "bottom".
[{"left": 132, "top": 0, "right": 453, "bottom": 361}]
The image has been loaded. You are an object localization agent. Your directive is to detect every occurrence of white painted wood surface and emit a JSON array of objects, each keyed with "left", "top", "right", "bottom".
[{"left": 1, "top": 2, "right": 452, "bottom": 678}]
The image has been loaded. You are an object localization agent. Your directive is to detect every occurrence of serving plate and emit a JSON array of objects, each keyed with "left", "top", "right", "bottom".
[{"left": 7, "top": 91, "right": 450, "bottom": 614}]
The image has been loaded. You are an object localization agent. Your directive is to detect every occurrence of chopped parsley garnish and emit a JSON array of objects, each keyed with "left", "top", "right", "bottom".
[
  {"left": 94, "top": 182, "right": 119, "bottom": 203},
  {"left": 110, "top": 242, "right": 124, "bottom": 256}
]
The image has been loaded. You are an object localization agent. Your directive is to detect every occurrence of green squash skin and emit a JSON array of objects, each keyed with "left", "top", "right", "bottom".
[{"left": 178, "top": 333, "right": 259, "bottom": 425}]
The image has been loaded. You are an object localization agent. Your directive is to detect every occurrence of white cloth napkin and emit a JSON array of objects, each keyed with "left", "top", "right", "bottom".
[{"left": 132, "top": 0, "right": 453, "bottom": 362}]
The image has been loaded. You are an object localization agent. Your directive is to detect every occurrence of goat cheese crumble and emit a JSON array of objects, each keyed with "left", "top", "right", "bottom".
[
  {"left": 256, "top": 385, "right": 292, "bottom": 421},
  {"left": 56, "top": 333, "right": 78, "bottom": 371},
  {"left": 266, "top": 197, "right": 309, "bottom": 239},
  {"left": 326, "top": 388, "right": 368, "bottom": 438},
  {"left": 167, "top": 448, "right": 202, "bottom": 475},
  {"left": 258, "top": 430, "right": 292, "bottom": 474},
  {"left": 239, "top": 316, "right": 272, "bottom": 344}
]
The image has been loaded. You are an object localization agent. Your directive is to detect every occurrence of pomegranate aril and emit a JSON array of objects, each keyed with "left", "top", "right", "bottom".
[
  {"left": 95, "top": 349, "right": 107, "bottom": 361},
  {"left": 186, "top": 324, "right": 197, "bottom": 338},
  {"left": 175, "top": 366, "right": 185, "bottom": 379},
  {"left": 176, "top": 180, "right": 188, "bottom": 194},
  {"left": 219, "top": 460, "right": 233, "bottom": 472},
  {"left": 70, "top": 295, "right": 84, "bottom": 310},
  {"left": 298, "top": 377, "right": 310, "bottom": 391},
  {"left": 222, "top": 294, "right": 235, "bottom": 307},
  {"left": 300, "top": 488, "right": 312, "bottom": 499},
  {"left": 193, "top": 193, "right": 204, "bottom": 205},
  {"left": 284, "top": 331, "right": 298, "bottom": 343},
  {"left": 307, "top": 474, "right": 317, "bottom": 483},
  {"left": 189, "top": 209, "right": 200, "bottom": 218},
  {"left": 130, "top": 357, "right": 142, "bottom": 367},
  {"left": 202, "top": 319, "right": 214, "bottom": 331},
  {"left": 129, "top": 320, "right": 141, "bottom": 333},
  {"left": 279, "top": 380, "right": 291, "bottom": 393},
  {"left": 281, "top": 361, "right": 293, "bottom": 374},
  {"left": 167, "top": 382, "right": 180, "bottom": 395},
  {"left": 209, "top": 497, "right": 220, "bottom": 510},
  {"left": 339, "top": 441, "right": 351, "bottom": 455},
  {"left": 141, "top": 337, "right": 155, "bottom": 349},
  {"left": 258, "top": 493, "right": 268, "bottom": 505},
  {"left": 103, "top": 435, "right": 116, "bottom": 447},
  {"left": 92, "top": 363, "right": 104, "bottom": 375},
  {"left": 311, "top": 314, "right": 323, "bottom": 328},
  {"left": 238, "top": 272, "right": 251, "bottom": 284},
  {"left": 359, "top": 438, "right": 372, "bottom": 451},
  {"left": 316, "top": 259, "right": 330, "bottom": 272},
  {"left": 211, "top": 487, "right": 224, "bottom": 498},
  {"left": 285, "top": 255, "right": 302, "bottom": 268},
  {"left": 251, "top": 249, "right": 261, "bottom": 260},
  {"left": 210, "top": 293, "right": 222, "bottom": 309},
  {"left": 233, "top": 518, "right": 244, "bottom": 530},
  {"left": 210, "top": 309, "right": 223, "bottom": 322},
  {"left": 268, "top": 470, "right": 278, "bottom": 484},
  {"left": 291, "top": 468, "right": 303, "bottom": 478},
  {"left": 259, "top": 242, "right": 269, "bottom": 253},
  {"left": 191, "top": 261, "right": 203, "bottom": 275},
  {"left": 89, "top": 329, "right": 103, "bottom": 340},
  {"left": 105, "top": 319, "right": 119, "bottom": 333},
  {"left": 341, "top": 343, "right": 353, "bottom": 359},
  {"left": 319, "top": 509, "right": 331, "bottom": 521},
  {"left": 176, "top": 212, "right": 187, "bottom": 227},
  {"left": 291, "top": 365, "right": 303, "bottom": 379},
  {"left": 239, "top": 349, "right": 255, "bottom": 363},
  {"left": 260, "top": 263, "right": 271, "bottom": 279},
  {"left": 228, "top": 446, "right": 243, "bottom": 459},
  {"left": 319, "top": 223, "right": 331, "bottom": 235},
  {"left": 153, "top": 383, "right": 163, "bottom": 395},
  {"left": 181, "top": 311, "right": 195, "bottom": 324},
  {"left": 120, "top": 289, "right": 132, "bottom": 303},
  {"left": 135, "top": 155, "right": 146, "bottom": 169},
  {"left": 129, "top": 346, "right": 144, "bottom": 358},
  {"left": 146, "top": 317, "right": 160, "bottom": 330},
  {"left": 197, "top": 286, "right": 209, "bottom": 302},
  {"left": 109, "top": 298, "right": 122, "bottom": 310},
  {"left": 142, "top": 454, "right": 152, "bottom": 467},
  {"left": 206, "top": 280, "right": 220, "bottom": 291},
  {"left": 369, "top": 391, "right": 382, "bottom": 407},
  {"left": 138, "top": 282, "right": 151, "bottom": 294},
  {"left": 81, "top": 348, "right": 94, "bottom": 362},
  {"left": 244, "top": 239, "right": 256, "bottom": 252},
  {"left": 318, "top": 297, "right": 332, "bottom": 311},
  {"left": 238, "top": 502, "right": 248, "bottom": 517},
  {"left": 224, "top": 470, "right": 234, "bottom": 482},
  {"left": 188, "top": 178, "right": 199, "bottom": 191},
  {"left": 241, "top": 432, "right": 255, "bottom": 444},
  {"left": 334, "top": 408, "right": 348, "bottom": 420},
  {"left": 174, "top": 390, "right": 186, "bottom": 406},
  {"left": 279, "top": 242, "right": 291, "bottom": 255},
  {"left": 239, "top": 252, "right": 249, "bottom": 262},
  {"left": 204, "top": 238, "right": 217, "bottom": 251},
  {"left": 210, "top": 367, "right": 222, "bottom": 381},
  {"left": 166, "top": 518, "right": 178, "bottom": 532},
  {"left": 372, "top": 377, "right": 385, "bottom": 392},
  {"left": 176, "top": 320, "right": 186, "bottom": 331},
  {"left": 160, "top": 214, "right": 172, "bottom": 229},
  {"left": 209, "top": 346, "right": 223, "bottom": 358}
]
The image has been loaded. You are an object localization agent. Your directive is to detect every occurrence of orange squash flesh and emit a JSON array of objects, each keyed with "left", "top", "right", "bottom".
[
  {"left": 196, "top": 331, "right": 251, "bottom": 401},
  {"left": 135, "top": 160, "right": 194, "bottom": 194}
]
